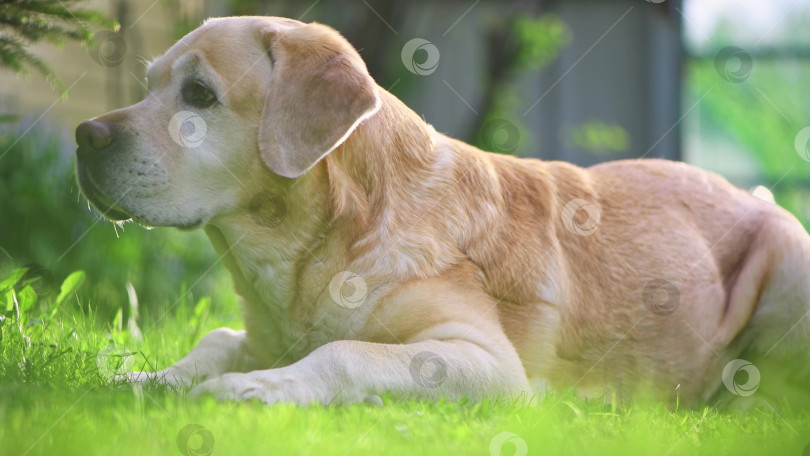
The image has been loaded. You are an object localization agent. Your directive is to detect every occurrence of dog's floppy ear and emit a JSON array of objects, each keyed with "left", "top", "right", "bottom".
[{"left": 258, "top": 22, "right": 381, "bottom": 179}]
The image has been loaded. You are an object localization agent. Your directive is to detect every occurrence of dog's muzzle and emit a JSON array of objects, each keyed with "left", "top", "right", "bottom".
[{"left": 75, "top": 120, "right": 132, "bottom": 221}]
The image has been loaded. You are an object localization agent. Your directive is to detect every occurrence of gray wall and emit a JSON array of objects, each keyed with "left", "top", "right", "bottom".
[
  {"left": 534, "top": 0, "right": 683, "bottom": 164},
  {"left": 319, "top": 0, "right": 684, "bottom": 165}
]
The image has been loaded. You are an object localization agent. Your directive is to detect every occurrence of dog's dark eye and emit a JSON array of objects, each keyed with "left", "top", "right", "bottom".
[{"left": 182, "top": 80, "right": 217, "bottom": 108}]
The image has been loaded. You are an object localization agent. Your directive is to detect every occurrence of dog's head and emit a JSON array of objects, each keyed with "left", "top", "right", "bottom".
[{"left": 75, "top": 16, "right": 380, "bottom": 229}]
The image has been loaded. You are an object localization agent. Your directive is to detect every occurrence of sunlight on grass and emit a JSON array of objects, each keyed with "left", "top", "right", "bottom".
[{"left": 1, "top": 268, "right": 808, "bottom": 456}]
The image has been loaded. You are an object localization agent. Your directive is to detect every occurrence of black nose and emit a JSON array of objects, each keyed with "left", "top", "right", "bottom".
[{"left": 76, "top": 120, "right": 112, "bottom": 153}]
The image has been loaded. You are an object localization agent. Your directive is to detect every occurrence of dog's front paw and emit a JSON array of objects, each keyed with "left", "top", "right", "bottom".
[
  {"left": 120, "top": 369, "right": 192, "bottom": 390},
  {"left": 118, "top": 370, "right": 155, "bottom": 384},
  {"left": 188, "top": 371, "right": 339, "bottom": 405}
]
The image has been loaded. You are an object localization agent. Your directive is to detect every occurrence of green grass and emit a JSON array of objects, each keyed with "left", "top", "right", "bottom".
[{"left": 1, "top": 269, "right": 809, "bottom": 456}]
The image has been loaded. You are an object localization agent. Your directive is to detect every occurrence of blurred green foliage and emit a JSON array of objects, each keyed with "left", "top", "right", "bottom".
[
  {"left": 689, "top": 60, "right": 810, "bottom": 179},
  {"left": 687, "top": 57, "right": 810, "bottom": 228},
  {"left": 512, "top": 15, "right": 572, "bottom": 71},
  {"left": 682, "top": 10, "right": 810, "bottom": 229},
  {"left": 0, "top": 0, "right": 115, "bottom": 94},
  {"left": 0, "top": 124, "right": 235, "bottom": 320},
  {"left": 563, "top": 120, "right": 630, "bottom": 155}
]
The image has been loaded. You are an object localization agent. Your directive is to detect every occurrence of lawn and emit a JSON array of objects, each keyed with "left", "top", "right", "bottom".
[{"left": 1, "top": 268, "right": 808, "bottom": 456}]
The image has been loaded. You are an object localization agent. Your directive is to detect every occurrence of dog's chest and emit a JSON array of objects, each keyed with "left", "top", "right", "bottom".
[{"left": 231, "top": 242, "right": 358, "bottom": 360}]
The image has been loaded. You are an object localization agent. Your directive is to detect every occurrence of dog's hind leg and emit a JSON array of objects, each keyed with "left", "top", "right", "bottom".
[{"left": 714, "top": 213, "right": 810, "bottom": 406}]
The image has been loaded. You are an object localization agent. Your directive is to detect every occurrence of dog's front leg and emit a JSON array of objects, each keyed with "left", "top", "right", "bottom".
[
  {"left": 126, "top": 328, "right": 256, "bottom": 388},
  {"left": 188, "top": 328, "right": 530, "bottom": 405}
]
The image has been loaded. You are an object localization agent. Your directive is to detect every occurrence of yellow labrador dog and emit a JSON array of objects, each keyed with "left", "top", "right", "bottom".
[{"left": 75, "top": 16, "right": 810, "bottom": 407}]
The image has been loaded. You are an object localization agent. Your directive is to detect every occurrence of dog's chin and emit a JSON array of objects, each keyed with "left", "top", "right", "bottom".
[
  {"left": 90, "top": 202, "right": 132, "bottom": 223},
  {"left": 100, "top": 207, "right": 133, "bottom": 222},
  {"left": 77, "top": 171, "right": 134, "bottom": 222},
  {"left": 174, "top": 218, "right": 205, "bottom": 231},
  {"left": 128, "top": 213, "right": 207, "bottom": 231}
]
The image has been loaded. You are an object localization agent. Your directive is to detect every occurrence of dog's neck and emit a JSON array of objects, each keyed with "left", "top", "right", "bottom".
[
  {"left": 344, "top": 89, "right": 510, "bottom": 280},
  {"left": 338, "top": 89, "right": 439, "bottom": 212},
  {"left": 324, "top": 89, "right": 467, "bottom": 276},
  {"left": 203, "top": 161, "right": 339, "bottom": 360}
]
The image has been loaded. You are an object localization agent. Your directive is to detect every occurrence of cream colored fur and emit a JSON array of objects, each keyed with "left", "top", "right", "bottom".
[{"left": 76, "top": 16, "right": 810, "bottom": 407}]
